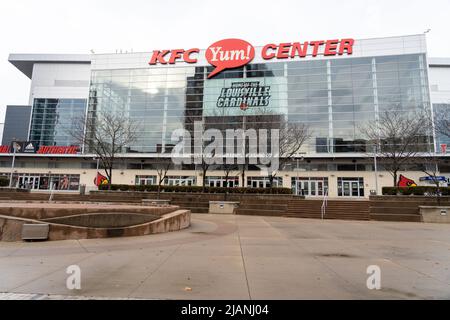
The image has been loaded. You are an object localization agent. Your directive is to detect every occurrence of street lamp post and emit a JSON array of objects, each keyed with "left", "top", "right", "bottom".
[
  {"left": 9, "top": 141, "right": 19, "bottom": 188},
  {"left": 95, "top": 157, "right": 100, "bottom": 190},
  {"left": 373, "top": 144, "right": 379, "bottom": 195}
]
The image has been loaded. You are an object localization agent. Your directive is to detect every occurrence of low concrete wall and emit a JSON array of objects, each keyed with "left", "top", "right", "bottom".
[
  {"left": 90, "top": 191, "right": 298, "bottom": 202},
  {"left": 0, "top": 216, "right": 30, "bottom": 241},
  {"left": 419, "top": 206, "right": 450, "bottom": 224},
  {"left": 0, "top": 210, "right": 190, "bottom": 242}
]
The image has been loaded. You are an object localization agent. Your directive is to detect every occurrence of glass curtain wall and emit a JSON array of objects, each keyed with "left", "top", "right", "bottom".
[
  {"left": 87, "top": 54, "right": 432, "bottom": 155},
  {"left": 29, "top": 98, "right": 87, "bottom": 147}
]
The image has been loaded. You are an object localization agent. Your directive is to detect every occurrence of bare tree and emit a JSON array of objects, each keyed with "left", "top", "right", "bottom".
[
  {"left": 155, "top": 159, "right": 171, "bottom": 199},
  {"left": 415, "top": 154, "right": 442, "bottom": 188},
  {"left": 434, "top": 105, "right": 450, "bottom": 141},
  {"left": 359, "top": 108, "right": 431, "bottom": 186},
  {"left": 267, "top": 120, "right": 311, "bottom": 188},
  {"left": 70, "top": 109, "right": 139, "bottom": 189},
  {"left": 222, "top": 163, "right": 237, "bottom": 188},
  {"left": 222, "top": 163, "right": 238, "bottom": 200},
  {"left": 197, "top": 156, "right": 213, "bottom": 192}
]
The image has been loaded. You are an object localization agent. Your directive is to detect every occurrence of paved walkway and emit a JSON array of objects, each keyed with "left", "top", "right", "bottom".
[{"left": 1, "top": 214, "right": 450, "bottom": 299}]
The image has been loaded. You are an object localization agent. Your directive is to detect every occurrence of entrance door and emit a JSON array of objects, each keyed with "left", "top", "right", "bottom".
[
  {"left": 19, "top": 175, "right": 40, "bottom": 190},
  {"left": 351, "top": 181, "right": 359, "bottom": 197},
  {"left": 342, "top": 181, "right": 351, "bottom": 196},
  {"left": 340, "top": 179, "right": 363, "bottom": 197},
  {"left": 296, "top": 179, "right": 327, "bottom": 196}
]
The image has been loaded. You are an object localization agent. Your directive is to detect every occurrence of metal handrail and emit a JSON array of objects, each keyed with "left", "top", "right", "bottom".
[{"left": 321, "top": 189, "right": 328, "bottom": 220}]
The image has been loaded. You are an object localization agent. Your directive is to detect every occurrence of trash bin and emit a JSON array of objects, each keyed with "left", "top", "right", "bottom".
[{"left": 79, "top": 184, "right": 86, "bottom": 195}]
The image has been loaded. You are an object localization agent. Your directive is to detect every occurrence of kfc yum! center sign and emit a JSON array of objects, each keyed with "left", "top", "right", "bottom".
[{"left": 149, "top": 38, "right": 355, "bottom": 78}]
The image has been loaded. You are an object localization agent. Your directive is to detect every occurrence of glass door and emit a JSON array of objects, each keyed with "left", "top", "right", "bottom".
[
  {"left": 339, "top": 179, "right": 364, "bottom": 197},
  {"left": 351, "top": 181, "right": 359, "bottom": 197},
  {"left": 295, "top": 179, "right": 328, "bottom": 196},
  {"left": 342, "top": 181, "right": 351, "bottom": 196}
]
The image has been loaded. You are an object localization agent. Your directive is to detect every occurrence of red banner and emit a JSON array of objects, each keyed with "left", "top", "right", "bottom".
[
  {"left": 36, "top": 146, "right": 79, "bottom": 154},
  {"left": 0, "top": 145, "right": 11, "bottom": 153}
]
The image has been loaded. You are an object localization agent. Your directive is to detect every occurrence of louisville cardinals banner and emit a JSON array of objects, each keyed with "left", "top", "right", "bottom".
[{"left": 94, "top": 172, "right": 109, "bottom": 187}]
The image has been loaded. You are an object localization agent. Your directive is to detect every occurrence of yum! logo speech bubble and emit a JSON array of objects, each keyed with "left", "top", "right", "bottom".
[{"left": 205, "top": 39, "right": 255, "bottom": 78}]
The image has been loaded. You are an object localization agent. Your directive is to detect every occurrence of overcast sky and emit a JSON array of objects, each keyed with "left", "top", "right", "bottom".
[{"left": 1, "top": 0, "right": 449, "bottom": 123}]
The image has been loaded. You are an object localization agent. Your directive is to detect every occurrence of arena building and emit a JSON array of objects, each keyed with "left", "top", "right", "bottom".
[{"left": 2, "top": 34, "right": 450, "bottom": 197}]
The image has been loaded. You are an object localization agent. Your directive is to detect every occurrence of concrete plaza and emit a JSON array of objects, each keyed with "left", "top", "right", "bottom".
[{"left": 1, "top": 214, "right": 450, "bottom": 299}]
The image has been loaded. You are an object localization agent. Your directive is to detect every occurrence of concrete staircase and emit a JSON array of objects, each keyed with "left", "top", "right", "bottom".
[
  {"left": 163, "top": 195, "right": 210, "bottom": 213},
  {"left": 285, "top": 199, "right": 370, "bottom": 221},
  {"left": 369, "top": 196, "right": 450, "bottom": 222},
  {"left": 234, "top": 199, "right": 289, "bottom": 216}
]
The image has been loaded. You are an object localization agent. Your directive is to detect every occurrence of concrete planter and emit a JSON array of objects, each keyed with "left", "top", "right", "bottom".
[
  {"left": 419, "top": 206, "right": 450, "bottom": 224},
  {"left": 209, "top": 201, "right": 239, "bottom": 214}
]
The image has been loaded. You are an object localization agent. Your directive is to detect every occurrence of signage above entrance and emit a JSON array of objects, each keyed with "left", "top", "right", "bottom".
[
  {"left": 148, "top": 38, "right": 355, "bottom": 78},
  {"left": 36, "top": 146, "right": 79, "bottom": 154}
]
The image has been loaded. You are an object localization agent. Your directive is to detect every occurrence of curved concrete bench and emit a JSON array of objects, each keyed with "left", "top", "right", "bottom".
[
  {"left": 0, "top": 202, "right": 178, "bottom": 220},
  {"left": 0, "top": 209, "right": 190, "bottom": 242}
]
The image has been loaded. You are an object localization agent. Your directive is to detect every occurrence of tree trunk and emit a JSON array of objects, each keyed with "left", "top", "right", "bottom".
[
  {"left": 223, "top": 173, "right": 229, "bottom": 201},
  {"left": 157, "top": 182, "right": 162, "bottom": 199},
  {"left": 435, "top": 178, "right": 441, "bottom": 206},
  {"left": 202, "top": 169, "right": 207, "bottom": 192},
  {"left": 106, "top": 167, "right": 113, "bottom": 190},
  {"left": 393, "top": 171, "right": 398, "bottom": 187}
]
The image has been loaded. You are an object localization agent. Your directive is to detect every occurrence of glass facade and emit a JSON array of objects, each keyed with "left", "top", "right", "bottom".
[
  {"left": 434, "top": 103, "right": 450, "bottom": 151},
  {"left": 29, "top": 98, "right": 87, "bottom": 147},
  {"left": 87, "top": 53, "right": 432, "bottom": 155}
]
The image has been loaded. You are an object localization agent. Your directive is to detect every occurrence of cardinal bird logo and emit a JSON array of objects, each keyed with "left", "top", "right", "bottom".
[
  {"left": 397, "top": 175, "right": 417, "bottom": 187},
  {"left": 94, "top": 172, "right": 109, "bottom": 186},
  {"left": 240, "top": 103, "right": 248, "bottom": 111}
]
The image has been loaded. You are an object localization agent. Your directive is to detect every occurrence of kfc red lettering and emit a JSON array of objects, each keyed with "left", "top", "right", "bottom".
[
  {"left": 149, "top": 50, "right": 170, "bottom": 64},
  {"left": 183, "top": 48, "right": 199, "bottom": 63},
  {"left": 168, "top": 49, "right": 184, "bottom": 64}
]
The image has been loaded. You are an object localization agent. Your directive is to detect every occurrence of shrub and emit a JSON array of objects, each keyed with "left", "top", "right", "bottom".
[
  {"left": 99, "top": 184, "right": 292, "bottom": 194},
  {"left": 0, "top": 177, "right": 9, "bottom": 187},
  {"left": 382, "top": 186, "right": 450, "bottom": 196}
]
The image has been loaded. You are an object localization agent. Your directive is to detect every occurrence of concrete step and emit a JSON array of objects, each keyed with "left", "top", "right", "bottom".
[
  {"left": 235, "top": 209, "right": 287, "bottom": 216},
  {"left": 176, "top": 206, "right": 209, "bottom": 213},
  {"left": 370, "top": 213, "right": 422, "bottom": 222},
  {"left": 238, "top": 204, "right": 288, "bottom": 211},
  {"left": 171, "top": 202, "right": 209, "bottom": 208},
  {"left": 370, "top": 207, "right": 420, "bottom": 215},
  {"left": 282, "top": 214, "right": 370, "bottom": 221}
]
